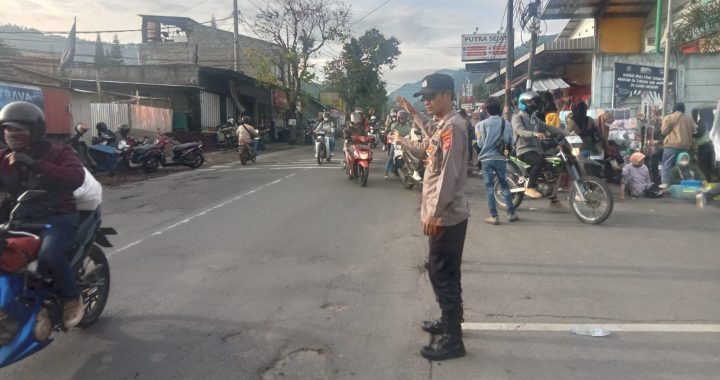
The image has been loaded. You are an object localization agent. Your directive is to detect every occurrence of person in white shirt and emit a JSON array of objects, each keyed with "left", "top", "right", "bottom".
[{"left": 237, "top": 116, "right": 259, "bottom": 155}]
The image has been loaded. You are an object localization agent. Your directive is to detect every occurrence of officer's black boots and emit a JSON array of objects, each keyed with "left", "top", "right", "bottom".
[{"left": 420, "top": 307, "right": 466, "bottom": 361}]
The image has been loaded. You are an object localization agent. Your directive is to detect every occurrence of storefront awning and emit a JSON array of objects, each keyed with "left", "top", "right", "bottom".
[{"left": 490, "top": 77, "right": 571, "bottom": 98}]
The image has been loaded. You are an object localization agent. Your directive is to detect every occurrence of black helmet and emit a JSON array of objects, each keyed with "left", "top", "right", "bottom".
[
  {"left": 241, "top": 116, "right": 252, "bottom": 124},
  {"left": 96, "top": 122, "right": 108, "bottom": 132},
  {"left": 518, "top": 91, "right": 543, "bottom": 114},
  {"left": 0, "top": 101, "right": 46, "bottom": 142},
  {"left": 119, "top": 124, "right": 131, "bottom": 138}
]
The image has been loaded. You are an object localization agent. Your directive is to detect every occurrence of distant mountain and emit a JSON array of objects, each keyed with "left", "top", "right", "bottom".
[
  {"left": 0, "top": 24, "right": 139, "bottom": 65},
  {"left": 388, "top": 35, "right": 558, "bottom": 102}
]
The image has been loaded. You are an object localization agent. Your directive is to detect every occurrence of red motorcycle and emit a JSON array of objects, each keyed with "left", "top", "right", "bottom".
[
  {"left": 342, "top": 135, "right": 375, "bottom": 187},
  {"left": 155, "top": 134, "right": 205, "bottom": 169}
]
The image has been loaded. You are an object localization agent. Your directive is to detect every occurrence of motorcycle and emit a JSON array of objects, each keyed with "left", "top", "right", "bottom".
[
  {"left": 238, "top": 138, "right": 258, "bottom": 166},
  {"left": 369, "top": 126, "right": 382, "bottom": 149},
  {"left": 117, "top": 137, "right": 163, "bottom": 173},
  {"left": 155, "top": 134, "right": 205, "bottom": 169},
  {"left": 67, "top": 125, "right": 119, "bottom": 175},
  {"left": 0, "top": 190, "right": 115, "bottom": 367},
  {"left": 393, "top": 141, "right": 426, "bottom": 190},
  {"left": 495, "top": 134, "right": 614, "bottom": 225},
  {"left": 315, "top": 131, "right": 331, "bottom": 165},
  {"left": 342, "top": 135, "right": 375, "bottom": 187}
]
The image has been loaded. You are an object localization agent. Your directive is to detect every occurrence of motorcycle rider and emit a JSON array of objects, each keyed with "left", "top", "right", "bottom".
[
  {"left": 385, "top": 110, "right": 413, "bottom": 179},
  {"left": 0, "top": 101, "right": 86, "bottom": 328},
  {"left": 314, "top": 112, "right": 336, "bottom": 158},
  {"left": 511, "top": 91, "right": 565, "bottom": 202},
  {"left": 237, "top": 115, "right": 260, "bottom": 157},
  {"left": 343, "top": 111, "right": 368, "bottom": 158}
]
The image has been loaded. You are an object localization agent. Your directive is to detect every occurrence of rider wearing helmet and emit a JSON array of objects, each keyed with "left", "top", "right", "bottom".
[
  {"left": 511, "top": 91, "right": 564, "bottom": 200},
  {"left": 237, "top": 115, "right": 260, "bottom": 155},
  {"left": 385, "top": 108, "right": 398, "bottom": 131},
  {"left": 0, "top": 101, "right": 86, "bottom": 328},
  {"left": 385, "top": 110, "right": 414, "bottom": 179},
  {"left": 343, "top": 111, "right": 368, "bottom": 158},
  {"left": 314, "top": 112, "right": 336, "bottom": 157},
  {"left": 95, "top": 122, "right": 117, "bottom": 146}
]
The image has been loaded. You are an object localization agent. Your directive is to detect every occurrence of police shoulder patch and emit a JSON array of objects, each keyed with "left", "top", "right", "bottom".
[{"left": 441, "top": 127, "right": 452, "bottom": 151}]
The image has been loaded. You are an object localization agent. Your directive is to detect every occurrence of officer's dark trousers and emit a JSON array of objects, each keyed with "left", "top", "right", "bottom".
[{"left": 428, "top": 219, "right": 468, "bottom": 313}]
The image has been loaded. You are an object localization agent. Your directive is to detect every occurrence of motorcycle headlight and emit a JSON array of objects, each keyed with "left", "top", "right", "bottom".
[
  {"left": 571, "top": 147, "right": 581, "bottom": 157},
  {"left": 359, "top": 153, "right": 369, "bottom": 160}
]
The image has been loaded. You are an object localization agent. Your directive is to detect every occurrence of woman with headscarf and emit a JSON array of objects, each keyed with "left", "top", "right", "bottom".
[
  {"left": 667, "top": 152, "right": 705, "bottom": 185},
  {"left": 566, "top": 101, "right": 605, "bottom": 157},
  {"left": 619, "top": 152, "right": 663, "bottom": 200}
]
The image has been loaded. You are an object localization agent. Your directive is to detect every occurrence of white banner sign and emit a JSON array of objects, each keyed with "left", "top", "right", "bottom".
[{"left": 461, "top": 33, "right": 508, "bottom": 62}]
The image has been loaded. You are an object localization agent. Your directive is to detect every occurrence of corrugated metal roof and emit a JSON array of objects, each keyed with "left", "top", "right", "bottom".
[{"left": 489, "top": 78, "right": 571, "bottom": 98}]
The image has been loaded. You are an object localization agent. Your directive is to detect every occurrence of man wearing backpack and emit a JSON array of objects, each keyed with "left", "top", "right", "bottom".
[{"left": 477, "top": 99, "right": 517, "bottom": 225}]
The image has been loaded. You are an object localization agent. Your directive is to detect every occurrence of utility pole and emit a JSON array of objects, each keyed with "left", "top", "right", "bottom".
[
  {"left": 525, "top": 0, "right": 541, "bottom": 91},
  {"left": 504, "top": 0, "right": 515, "bottom": 119},
  {"left": 661, "top": 0, "right": 673, "bottom": 115},
  {"left": 233, "top": 0, "right": 239, "bottom": 72}
]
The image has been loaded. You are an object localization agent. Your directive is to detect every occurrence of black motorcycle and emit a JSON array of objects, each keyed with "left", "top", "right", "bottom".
[
  {"left": 393, "top": 141, "right": 426, "bottom": 189},
  {"left": 496, "top": 135, "right": 614, "bottom": 225},
  {"left": 155, "top": 134, "right": 204, "bottom": 169}
]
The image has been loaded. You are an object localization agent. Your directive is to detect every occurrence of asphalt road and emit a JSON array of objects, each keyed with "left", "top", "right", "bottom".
[{"left": 3, "top": 146, "right": 719, "bottom": 380}]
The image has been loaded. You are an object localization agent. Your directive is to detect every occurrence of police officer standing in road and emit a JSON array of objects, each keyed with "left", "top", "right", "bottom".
[{"left": 393, "top": 73, "right": 470, "bottom": 361}]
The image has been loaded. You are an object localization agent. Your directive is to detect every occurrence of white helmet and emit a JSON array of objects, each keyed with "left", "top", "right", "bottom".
[{"left": 350, "top": 111, "right": 363, "bottom": 124}]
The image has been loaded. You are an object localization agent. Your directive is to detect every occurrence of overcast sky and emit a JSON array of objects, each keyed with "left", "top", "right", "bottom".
[{"left": 1, "top": 0, "right": 565, "bottom": 91}]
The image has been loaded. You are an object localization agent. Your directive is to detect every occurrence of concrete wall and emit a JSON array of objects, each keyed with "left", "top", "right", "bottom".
[
  {"left": 68, "top": 65, "right": 200, "bottom": 86},
  {"left": 592, "top": 53, "right": 720, "bottom": 111}
]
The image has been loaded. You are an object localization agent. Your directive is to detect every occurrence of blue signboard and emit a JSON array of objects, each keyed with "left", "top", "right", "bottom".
[{"left": 0, "top": 82, "right": 44, "bottom": 110}]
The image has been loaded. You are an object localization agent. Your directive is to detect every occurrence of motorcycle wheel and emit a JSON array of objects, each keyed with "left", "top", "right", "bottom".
[
  {"left": 569, "top": 176, "right": 614, "bottom": 225},
  {"left": 144, "top": 157, "right": 160, "bottom": 173},
  {"left": 495, "top": 175, "right": 524, "bottom": 211},
  {"left": 187, "top": 152, "right": 204, "bottom": 169},
  {"left": 399, "top": 166, "right": 414, "bottom": 189},
  {"left": 358, "top": 166, "right": 369, "bottom": 187},
  {"left": 317, "top": 146, "right": 324, "bottom": 165},
  {"left": 77, "top": 245, "right": 110, "bottom": 328},
  {"left": 240, "top": 156, "right": 247, "bottom": 166}
]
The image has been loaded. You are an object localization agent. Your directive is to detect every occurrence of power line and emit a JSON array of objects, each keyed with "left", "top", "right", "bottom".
[{"left": 348, "top": 0, "right": 393, "bottom": 29}]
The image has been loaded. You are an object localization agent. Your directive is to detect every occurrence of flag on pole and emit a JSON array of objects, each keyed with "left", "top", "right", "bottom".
[{"left": 59, "top": 18, "right": 76, "bottom": 70}]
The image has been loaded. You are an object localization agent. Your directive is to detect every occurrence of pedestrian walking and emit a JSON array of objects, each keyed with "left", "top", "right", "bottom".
[
  {"left": 660, "top": 103, "right": 696, "bottom": 188},
  {"left": 693, "top": 108, "right": 715, "bottom": 181},
  {"left": 477, "top": 99, "right": 517, "bottom": 225},
  {"left": 393, "top": 73, "right": 469, "bottom": 361}
]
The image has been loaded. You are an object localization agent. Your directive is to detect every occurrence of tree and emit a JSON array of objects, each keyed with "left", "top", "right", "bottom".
[
  {"left": 210, "top": 14, "right": 218, "bottom": 28},
  {"left": 94, "top": 34, "right": 107, "bottom": 67},
  {"left": 324, "top": 28, "right": 401, "bottom": 114},
  {"left": 245, "top": 0, "right": 351, "bottom": 144},
  {"left": 674, "top": 1, "right": 720, "bottom": 52},
  {"left": 472, "top": 81, "right": 500, "bottom": 101},
  {"left": 108, "top": 34, "right": 125, "bottom": 65}
]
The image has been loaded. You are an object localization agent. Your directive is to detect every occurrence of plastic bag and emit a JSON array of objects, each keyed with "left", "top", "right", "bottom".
[{"left": 73, "top": 168, "right": 102, "bottom": 211}]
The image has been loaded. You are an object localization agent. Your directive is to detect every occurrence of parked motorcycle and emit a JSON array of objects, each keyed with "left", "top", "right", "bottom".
[
  {"left": 155, "top": 134, "right": 205, "bottom": 169},
  {"left": 496, "top": 134, "right": 614, "bottom": 225},
  {"left": 117, "top": 137, "right": 163, "bottom": 173},
  {"left": 393, "top": 142, "right": 426, "bottom": 189},
  {"left": 216, "top": 125, "right": 238, "bottom": 150},
  {"left": 238, "top": 139, "right": 258, "bottom": 166},
  {"left": 0, "top": 190, "right": 115, "bottom": 367},
  {"left": 342, "top": 135, "right": 375, "bottom": 187},
  {"left": 315, "top": 131, "right": 331, "bottom": 165}
]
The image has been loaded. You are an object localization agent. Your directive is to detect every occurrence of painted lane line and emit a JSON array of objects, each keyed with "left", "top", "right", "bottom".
[
  {"left": 107, "top": 170, "right": 303, "bottom": 258},
  {"left": 210, "top": 165, "right": 231, "bottom": 169},
  {"left": 462, "top": 323, "right": 720, "bottom": 333}
]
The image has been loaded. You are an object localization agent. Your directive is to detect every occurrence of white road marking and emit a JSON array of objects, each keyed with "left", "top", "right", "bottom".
[
  {"left": 108, "top": 170, "right": 303, "bottom": 258},
  {"left": 196, "top": 169, "right": 217, "bottom": 172},
  {"left": 462, "top": 323, "right": 720, "bottom": 333},
  {"left": 210, "top": 165, "right": 231, "bottom": 169}
]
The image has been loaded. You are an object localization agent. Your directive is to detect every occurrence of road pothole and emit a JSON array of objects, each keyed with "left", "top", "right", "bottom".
[{"left": 262, "top": 348, "right": 331, "bottom": 380}]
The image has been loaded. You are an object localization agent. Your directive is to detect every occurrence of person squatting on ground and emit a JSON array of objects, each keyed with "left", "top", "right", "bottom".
[
  {"left": 393, "top": 73, "right": 469, "bottom": 361},
  {"left": 0, "top": 101, "right": 86, "bottom": 328},
  {"left": 619, "top": 152, "right": 664, "bottom": 200},
  {"left": 476, "top": 99, "right": 517, "bottom": 225},
  {"left": 660, "top": 103, "right": 696, "bottom": 188}
]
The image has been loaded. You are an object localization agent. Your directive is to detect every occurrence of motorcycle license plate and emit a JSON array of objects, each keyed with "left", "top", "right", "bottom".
[
  {"left": 565, "top": 135, "right": 583, "bottom": 145},
  {"left": 357, "top": 144, "right": 369, "bottom": 150}
]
